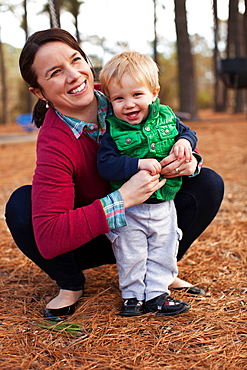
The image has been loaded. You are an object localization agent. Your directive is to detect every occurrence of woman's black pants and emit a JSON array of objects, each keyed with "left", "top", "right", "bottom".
[{"left": 5, "top": 168, "right": 224, "bottom": 291}]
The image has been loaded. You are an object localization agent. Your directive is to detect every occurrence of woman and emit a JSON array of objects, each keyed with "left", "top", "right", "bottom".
[{"left": 5, "top": 29, "right": 224, "bottom": 321}]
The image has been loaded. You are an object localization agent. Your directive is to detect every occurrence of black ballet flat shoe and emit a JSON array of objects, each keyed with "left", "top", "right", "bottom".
[
  {"left": 172, "top": 286, "right": 205, "bottom": 295},
  {"left": 44, "top": 303, "right": 76, "bottom": 322}
]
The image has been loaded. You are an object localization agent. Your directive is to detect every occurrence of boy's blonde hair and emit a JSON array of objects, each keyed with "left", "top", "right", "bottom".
[{"left": 99, "top": 51, "right": 160, "bottom": 99}]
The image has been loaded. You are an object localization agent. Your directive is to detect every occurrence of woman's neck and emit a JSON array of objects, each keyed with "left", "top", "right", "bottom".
[{"left": 77, "top": 97, "right": 98, "bottom": 124}]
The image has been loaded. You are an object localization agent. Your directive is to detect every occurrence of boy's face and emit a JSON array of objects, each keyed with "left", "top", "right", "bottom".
[{"left": 107, "top": 73, "right": 159, "bottom": 125}]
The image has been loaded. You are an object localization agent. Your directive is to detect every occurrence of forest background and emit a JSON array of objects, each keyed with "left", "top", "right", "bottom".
[
  {"left": 0, "top": 2, "right": 246, "bottom": 368},
  {"left": 0, "top": 0, "right": 246, "bottom": 126}
]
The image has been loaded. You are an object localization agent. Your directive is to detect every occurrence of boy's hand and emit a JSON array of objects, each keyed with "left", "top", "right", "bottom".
[
  {"left": 170, "top": 138, "right": 192, "bottom": 163},
  {"left": 138, "top": 158, "right": 162, "bottom": 175}
]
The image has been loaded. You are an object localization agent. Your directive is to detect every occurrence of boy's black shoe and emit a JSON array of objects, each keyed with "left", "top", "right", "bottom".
[
  {"left": 145, "top": 293, "right": 191, "bottom": 316},
  {"left": 120, "top": 298, "right": 145, "bottom": 316}
]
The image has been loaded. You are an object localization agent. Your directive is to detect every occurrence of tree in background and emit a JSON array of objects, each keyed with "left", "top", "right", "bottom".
[
  {"left": 245, "top": 0, "right": 247, "bottom": 53},
  {"left": 21, "top": 0, "right": 28, "bottom": 40},
  {"left": 40, "top": 0, "right": 83, "bottom": 43},
  {"left": 214, "top": 0, "right": 247, "bottom": 114},
  {"left": 1, "top": 0, "right": 246, "bottom": 124},
  {"left": 159, "top": 51, "right": 178, "bottom": 108},
  {"left": 0, "top": 2, "right": 10, "bottom": 124},
  {"left": 20, "top": 0, "right": 33, "bottom": 113},
  {"left": 39, "top": 0, "right": 60, "bottom": 28},
  {"left": 63, "top": 0, "right": 83, "bottom": 44},
  {"left": 213, "top": 0, "right": 228, "bottom": 112},
  {"left": 0, "top": 35, "right": 8, "bottom": 124},
  {"left": 153, "top": 0, "right": 158, "bottom": 65},
  {"left": 174, "top": 0, "right": 198, "bottom": 120},
  {"left": 227, "top": 0, "right": 246, "bottom": 113},
  {"left": 190, "top": 34, "right": 214, "bottom": 109}
]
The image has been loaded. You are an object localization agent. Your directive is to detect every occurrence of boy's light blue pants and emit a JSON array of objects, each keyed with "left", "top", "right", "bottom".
[{"left": 106, "top": 201, "right": 182, "bottom": 301}]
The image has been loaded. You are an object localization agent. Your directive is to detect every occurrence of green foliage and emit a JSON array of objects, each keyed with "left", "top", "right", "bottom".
[
  {"left": 158, "top": 34, "right": 214, "bottom": 110},
  {"left": 63, "top": 0, "right": 84, "bottom": 17},
  {"left": 0, "top": 43, "right": 24, "bottom": 123},
  {"left": 36, "top": 320, "right": 87, "bottom": 337},
  {"left": 192, "top": 35, "right": 214, "bottom": 109},
  {"left": 197, "top": 90, "right": 213, "bottom": 109},
  {"left": 158, "top": 52, "right": 179, "bottom": 110}
]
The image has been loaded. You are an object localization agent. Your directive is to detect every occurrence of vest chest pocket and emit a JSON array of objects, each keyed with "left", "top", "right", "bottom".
[
  {"left": 114, "top": 131, "right": 142, "bottom": 151},
  {"left": 157, "top": 124, "right": 178, "bottom": 140}
]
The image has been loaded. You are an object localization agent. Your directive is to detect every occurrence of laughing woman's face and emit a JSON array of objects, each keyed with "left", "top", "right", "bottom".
[{"left": 30, "top": 41, "right": 95, "bottom": 120}]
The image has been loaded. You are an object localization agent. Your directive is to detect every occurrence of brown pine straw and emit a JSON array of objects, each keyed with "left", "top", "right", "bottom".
[{"left": 0, "top": 111, "right": 246, "bottom": 369}]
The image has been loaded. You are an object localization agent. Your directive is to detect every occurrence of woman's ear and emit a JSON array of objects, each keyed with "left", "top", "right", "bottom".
[
  {"left": 29, "top": 87, "right": 45, "bottom": 101},
  {"left": 152, "top": 86, "right": 160, "bottom": 102}
]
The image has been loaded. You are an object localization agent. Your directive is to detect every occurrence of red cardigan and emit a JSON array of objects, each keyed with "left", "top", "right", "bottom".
[{"left": 32, "top": 108, "right": 111, "bottom": 259}]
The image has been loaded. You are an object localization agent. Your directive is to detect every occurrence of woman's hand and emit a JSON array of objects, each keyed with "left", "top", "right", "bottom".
[
  {"left": 119, "top": 170, "right": 166, "bottom": 209},
  {"left": 160, "top": 153, "right": 197, "bottom": 178}
]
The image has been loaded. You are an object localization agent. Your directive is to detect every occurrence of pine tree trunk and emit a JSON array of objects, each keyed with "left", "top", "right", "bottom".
[
  {"left": 213, "top": 0, "right": 228, "bottom": 112},
  {"left": 0, "top": 40, "right": 9, "bottom": 124},
  {"left": 228, "top": 0, "right": 245, "bottom": 113},
  {"left": 174, "top": 0, "right": 198, "bottom": 120}
]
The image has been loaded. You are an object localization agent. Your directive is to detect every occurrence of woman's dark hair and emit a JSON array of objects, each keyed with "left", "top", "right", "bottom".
[{"left": 19, "top": 28, "right": 93, "bottom": 128}]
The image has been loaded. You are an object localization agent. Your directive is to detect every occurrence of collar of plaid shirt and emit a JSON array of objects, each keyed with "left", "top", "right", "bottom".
[{"left": 55, "top": 90, "right": 112, "bottom": 143}]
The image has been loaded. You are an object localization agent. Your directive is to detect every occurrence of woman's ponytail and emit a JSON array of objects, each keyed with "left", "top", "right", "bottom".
[{"left": 32, "top": 99, "right": 49, "bottom": 128}]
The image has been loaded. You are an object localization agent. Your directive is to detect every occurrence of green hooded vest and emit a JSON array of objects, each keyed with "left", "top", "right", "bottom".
[{"left": 108, "top": 99, "right": 182, "bottom": 201}]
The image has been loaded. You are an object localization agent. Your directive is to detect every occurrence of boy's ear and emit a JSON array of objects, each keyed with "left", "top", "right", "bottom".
[
  {"left": 152, "top": 86, "right": 160, "bottom": 102},
  {"left": 29, "top": 86, "right": 45, "bottom": 101}
]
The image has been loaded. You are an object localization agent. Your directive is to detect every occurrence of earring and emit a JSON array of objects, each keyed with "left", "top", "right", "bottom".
[{"left": 46, "top": 101, "right": 49, "bottom": 109}]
